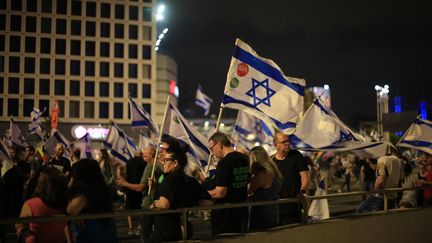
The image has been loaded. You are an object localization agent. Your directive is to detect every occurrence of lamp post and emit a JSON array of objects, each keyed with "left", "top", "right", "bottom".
[{"left": 374, "top": 85, "right": 389, "bottom": 141}]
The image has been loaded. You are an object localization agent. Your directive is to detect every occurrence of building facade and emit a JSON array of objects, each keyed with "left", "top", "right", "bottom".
[{"left": 0, "top": 0, "right": 159, "bottom": 140}]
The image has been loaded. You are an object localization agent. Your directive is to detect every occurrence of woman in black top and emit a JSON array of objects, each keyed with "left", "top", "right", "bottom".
[{"left": 148, "top": 145, "right": 213, "bottom": 242}]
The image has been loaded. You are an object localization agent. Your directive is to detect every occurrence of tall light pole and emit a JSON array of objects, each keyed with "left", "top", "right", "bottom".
[{"left": 375, "top": 85, "right": 389, "bottom": 141}]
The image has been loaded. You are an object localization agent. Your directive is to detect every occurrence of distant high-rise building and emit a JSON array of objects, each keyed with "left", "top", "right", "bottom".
[{"left": 0, "top": 0, "right": 159, "bottom": 139}]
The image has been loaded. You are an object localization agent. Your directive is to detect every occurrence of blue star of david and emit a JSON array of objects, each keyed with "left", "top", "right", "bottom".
[
  {"left": 246, "top": 78, "right": 276, "bottom": 108},
  {"left": 254, "top": 121, "right": 263, "bottom": 136},
  {"left": 338, "top": 131, "right": 352, "bottom": 142}
]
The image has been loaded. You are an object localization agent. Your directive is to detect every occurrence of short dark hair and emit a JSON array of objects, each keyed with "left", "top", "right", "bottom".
[
  {"left": 209, "top": 132, "right": 231, "bottom": 147},
  {"left": 166, "top": 145, "right": 188, "bottom": 170}
]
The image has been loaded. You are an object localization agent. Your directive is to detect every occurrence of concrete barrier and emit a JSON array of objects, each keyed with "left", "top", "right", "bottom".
[{"left": 213, "top": 208, "right": 432, "bottom": 243}]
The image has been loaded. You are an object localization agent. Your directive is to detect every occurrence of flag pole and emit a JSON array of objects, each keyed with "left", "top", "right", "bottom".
[
  {"left": 205, "top": 104, "right": 225, "bottom": 175},
  {"left": 148, "top": 95, "right": 170, "bottom": 195}
]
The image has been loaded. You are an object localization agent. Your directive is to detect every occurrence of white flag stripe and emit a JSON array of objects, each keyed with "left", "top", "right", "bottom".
[
  {"left": 162, "top": 101, "right": 210, "bottom": 167},
  {"left": 233, "top": 110, "right": 274, "bottom": 145},
  {"left": 43, "top": 131, "right": 71, "bottom": 157},
  {"left": 222, "top": 39, "right": 305, "bottom": 134},
  {"left": 290, "top": 99, "right": 387, "bottom": 158},
  {"left": 69, "top": 133, "right": 95, "bottom": 159},
  {"left": 103, "top": 123, "right": 137, "bottom": 164},
  {"left": 10, "top": 117, "right": 29, "bottom": 148},
  {"left": 195, "top": 88, "right": 213, "bottom": 116},
  {"left": 397, "top": 118, "right": 432, "bottom": 155},
  {"left": 129, "top": 96, "right": 160, "bottom": 134}
]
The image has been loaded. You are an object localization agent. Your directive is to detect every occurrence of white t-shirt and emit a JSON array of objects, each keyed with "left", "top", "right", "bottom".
[{"left": 376, "top": 155, "right": 401, "bottom": 199}]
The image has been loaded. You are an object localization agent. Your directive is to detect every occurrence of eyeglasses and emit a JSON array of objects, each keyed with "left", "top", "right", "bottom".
[{"left": 209, "top": 143, "right": 218, "bottom": 153}]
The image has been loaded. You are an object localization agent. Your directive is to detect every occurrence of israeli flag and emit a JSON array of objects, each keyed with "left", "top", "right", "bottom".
[
  {"left": 138, "top": 131, "right": 156, "bottom": 152},
  {"left": 10, "top": 117, "right": 29, "bottom": 148},
  {"left": 290, "top": 99, "right": 367, "bottom": 150},
  {"left": 103, "top": 123, "right": 138, "bottom": 164},
  {"left": 233, "top": 110, "right": 274, "bottom": 145},
  {"left": 128, "top": 95, "right": 159, "bottom": 135},
  {"left": 0, "top": 139, "right": 13, "bottom": 176},
  {"left": 397, "top": 117, "right": 432, "bottom": 155},
  {"left": 162, "top": 101, "right": 211, "bottom": 167},
  {"left": 69, "top": 133, "right": 94, "bottom": 159},
  {"left": 288, "top": 99, "right": 389, "bottom": 157},
  {"left": 222, "top": 39, "right": 305, "bottom": 134},
  {"left": 28, "top": 107, "right": 46, "bottom": 139},
  {"left": 195, "top": 86, "right": 213, "bottom": 116},
  {"left": 43, "top": 131, "right": 71, "bottom": 157}
]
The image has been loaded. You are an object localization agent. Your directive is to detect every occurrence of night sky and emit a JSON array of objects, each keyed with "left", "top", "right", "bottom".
[{"left": 160, "top": 0, "right": 432, "bottom": 127}]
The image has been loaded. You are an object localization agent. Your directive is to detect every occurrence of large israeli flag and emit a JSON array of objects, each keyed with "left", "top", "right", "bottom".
[
  {"left": 289, "top": 98, "right": 389, "bottom": 158},
  {"left": 128, "top": 95, "right": 159, "bottom": 135},
  {"left": 195, "top": 86, "right": 213, "bottom": 116},
  {"left": 162, "top": 101, "right": 211, "bottom": 167},
  {"left": 222, "top": 39, "right": 305, "bottom": 134},
  {"left": 10, "top": 117, "right": 29, "bottom": 148},
  {"left": 28, "top": 107, "right": 46, "bottom": 139},
  {"left": 233, "top": 110, "right": 274, "bottom": 146},
  {"left": 397, "top": 117, "right": 432, "bottom": 155},
  {"left": 103, "top": 123, "right": 138, "bottom": 164},
  {"left": 69, "top": 133, "right": 94, "bottom": 159},
  {"left": 0, "top": 139, "right": 13, "bottom": 177},
  {"left": 43, "top": 131, "right": 71, "bottom": 157}
]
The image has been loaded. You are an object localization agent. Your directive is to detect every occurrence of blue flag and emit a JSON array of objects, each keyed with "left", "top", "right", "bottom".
[
  {"left": 128, "top": 95, "right": 159, "bottom": 135},
  {"left": 222, "top": 39, "right": 305, "bottom": 134}
]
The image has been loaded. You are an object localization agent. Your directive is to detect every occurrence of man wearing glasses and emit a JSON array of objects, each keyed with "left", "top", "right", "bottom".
[
  {"left": 272, "top": 132, "right": 309, "bottom": 225},
  {"left": 207, "top": 132, "right": 250, "bottom": 236}
]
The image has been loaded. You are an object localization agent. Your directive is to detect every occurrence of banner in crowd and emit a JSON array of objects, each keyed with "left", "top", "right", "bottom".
[
  {"left": 397, "top": 117, "right": 432, "bottom": 155},
  {"left": 162, "top": 101, "right": 210, "bottom": 167},
  {"left": 43, "top": 131, "right": 71, "bottom": 156},
  {"left": 103, "top": 122, "right": 138, "bottom": 164},
  {"left": 222, "top": 38, "right": 305, "bottom": 134},
  {"left": 233, "top": 110, "right": 274, "bottom": 146},
  {"left": 10, "top": 117, "right": 29, "bottom": 148},
  {"left": 195, "top": 86, "right": 213, "bottom": 116},
  {"left": 128, "top": 95, "right": 159, "bottom": 136},
  {"left": 28, "top": 107, "right": 46, "bottom": 140}
]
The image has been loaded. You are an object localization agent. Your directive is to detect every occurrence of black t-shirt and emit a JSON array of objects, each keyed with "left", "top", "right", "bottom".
[
  {"left": 125, "top": 156, "right": 146, "bottom": 209},
  {"left": 214, "top": 151, "right": 250, "bottom": 204},
  {"left": 154, "top": 171, "right": 211, "bottom": 231},
  {"left": 48, "top": 156, "right": 71, "bottom": 174},
  {"left": 273, "top": 149, "right": 308, "bottom": 198}
]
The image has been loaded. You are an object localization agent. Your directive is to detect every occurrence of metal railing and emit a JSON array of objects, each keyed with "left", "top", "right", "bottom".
[{"left": 1, "top": 186, "right": 431, "bottom": 240}]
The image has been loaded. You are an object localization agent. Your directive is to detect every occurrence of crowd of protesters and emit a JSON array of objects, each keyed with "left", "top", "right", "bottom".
[{"left": 1, "top": 131, "right": 432, "bottom": 242}]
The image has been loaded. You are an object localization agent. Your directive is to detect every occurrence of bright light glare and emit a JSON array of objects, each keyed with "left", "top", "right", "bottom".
[
  {"left": 162, "top": 28, "right": 169, "bottom": 34},
  {"left": 159, "top": 33, "right": 165, "bottom": 39},
  {"left": 158, "top": 5, "right": 165, "bottom": 14},
  {"left": 156, "top": 14, "right": 164, "bottom": 21},
  {"left": 155, "top": 47, "right": 159, "bottom": 51},
  {"left": 324, "top": 84, "right": 329, "bottom": 90}
]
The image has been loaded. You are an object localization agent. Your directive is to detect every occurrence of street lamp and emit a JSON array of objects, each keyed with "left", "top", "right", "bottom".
[{"left": 374, "top": 84, "right": 390, "bottom": 141}]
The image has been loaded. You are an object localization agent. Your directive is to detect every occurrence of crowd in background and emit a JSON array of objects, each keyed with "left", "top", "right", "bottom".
[{"left": 1, "top": 132, "right": 432, "bottom": 242}]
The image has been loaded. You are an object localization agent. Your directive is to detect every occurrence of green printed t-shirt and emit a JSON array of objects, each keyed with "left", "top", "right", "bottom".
[{"left": 140, "top": 162, "right": 163, "bottom": 209}]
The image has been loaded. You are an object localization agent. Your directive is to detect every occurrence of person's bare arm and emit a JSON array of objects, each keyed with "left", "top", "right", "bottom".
[
  {"left": 67, "top": 195, "right": 87, "bottom": 215},
  {"left": 15, "top": 202, "right": 31, "bottom": 236},
  {"left": 300, "top": 171, "right": 310, "bottom": 192},
  {"left": 208, "top": 186, "right": 227, "bottom": 199},
  {"left": 117, "top": 176, "right": 146, "bottom": 192}
]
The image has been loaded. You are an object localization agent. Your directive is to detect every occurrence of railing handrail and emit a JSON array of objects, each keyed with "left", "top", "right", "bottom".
[{"left": 1, "top": 185, "right": 431, "bottom": 240}]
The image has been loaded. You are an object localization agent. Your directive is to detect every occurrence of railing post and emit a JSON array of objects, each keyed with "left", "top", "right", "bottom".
[
  {"left": 182, "top": 208, "right": 188, "bottom": 240},
  {"left": 383, "top": 192, "right": 388, "bottom": 212}
]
